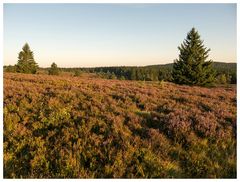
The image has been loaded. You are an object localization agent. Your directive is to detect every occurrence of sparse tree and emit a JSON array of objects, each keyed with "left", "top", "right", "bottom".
[
  {"left": 48, "top": 62, "right": 59, "bottom": 75},
  {"left": 16, "top": 43, "right": 38, "bottom": 74},
  {"left": 172, "top": 28, "right": 215, "bottom": 86}
]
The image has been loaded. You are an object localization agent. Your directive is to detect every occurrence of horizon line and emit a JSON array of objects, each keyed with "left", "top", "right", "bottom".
[{"left": 3, "top": 60, "right": 236, "bottom": 69}]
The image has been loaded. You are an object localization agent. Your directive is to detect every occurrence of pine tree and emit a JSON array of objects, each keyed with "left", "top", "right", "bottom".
[
  {"left": 48, "top": 62, "right": 59, "bottom": 75},
  {"left": 16, "top": 43, "right": 38, "bottom": 74},
  {"left": 172, "top": 28, "right": 215, "bottom": 86}
]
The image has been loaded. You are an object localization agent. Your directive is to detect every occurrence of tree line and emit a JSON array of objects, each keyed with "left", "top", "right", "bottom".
[{"left": 4, "top": 28, "right": 236, "bottom": 85}]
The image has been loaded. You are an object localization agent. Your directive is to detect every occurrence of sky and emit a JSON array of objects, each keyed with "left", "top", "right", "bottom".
[{"left": 3, "top": 3, "right": 237, "bottom": 68}]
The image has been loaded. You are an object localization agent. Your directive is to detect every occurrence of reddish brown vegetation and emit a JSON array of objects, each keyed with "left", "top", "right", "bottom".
[{"left": 4, "top": 72, "right": 236, "bottom": 178}]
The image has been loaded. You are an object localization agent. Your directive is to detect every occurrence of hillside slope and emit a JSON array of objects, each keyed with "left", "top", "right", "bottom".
[
  {"left": 3, "top": 73, "right": 236, "bottom": 178},
  {"left": 146, "top": 61, "right": 236, "bottom": 69}
]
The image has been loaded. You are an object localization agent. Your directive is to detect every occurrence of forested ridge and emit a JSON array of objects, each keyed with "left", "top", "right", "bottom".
[
  {"left": 4, "top": 61, "right": 233, "bottom": 83},
  {"left": 39, "top": 61, "right": 236, "bottom": 84}
]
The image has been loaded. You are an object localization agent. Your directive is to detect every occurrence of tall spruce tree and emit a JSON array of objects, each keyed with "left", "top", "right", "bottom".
[
  {"left": 16, "top": 43, "right": 38, "bottom": 74},
  {"left": 172, "top": 28, "right": 215, "bottom": 86}
]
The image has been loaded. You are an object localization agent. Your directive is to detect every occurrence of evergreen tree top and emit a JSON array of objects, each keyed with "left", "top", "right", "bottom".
[
  {"left": 178, "top": 27, "right": 211, "bottom": 63},
  {"left": 22, "top": 43, "right": 31, "bottom": 52}
]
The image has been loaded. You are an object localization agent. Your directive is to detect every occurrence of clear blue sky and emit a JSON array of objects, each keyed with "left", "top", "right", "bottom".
[{"left": 4, "top": 3, "right": 236, "bottom": 67}]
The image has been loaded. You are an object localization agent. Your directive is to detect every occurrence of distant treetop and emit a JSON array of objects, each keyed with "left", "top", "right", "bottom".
[{"left": 48, "top": 62, "right": 60, "bottom": 75}]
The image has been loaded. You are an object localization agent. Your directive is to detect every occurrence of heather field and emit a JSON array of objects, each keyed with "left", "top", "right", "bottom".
[{"left": 3, "top": 72, "right": 236, "bottom": 178}]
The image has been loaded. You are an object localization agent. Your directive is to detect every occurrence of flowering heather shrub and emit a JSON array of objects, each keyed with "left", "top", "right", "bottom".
[
  {"left": 3, "top": 72, "right": 236, "bottom": 178},
  {"left": 192, "top": 112, "right": 218, "bottom": 137}
]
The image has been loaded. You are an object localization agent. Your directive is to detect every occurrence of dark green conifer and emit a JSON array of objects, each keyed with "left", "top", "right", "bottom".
[
  {"left": 172, "top": 28, "right": 215, "bottom": 86},
  {"left": 16, "top": 43, "right": 38, "bottom": 74}
]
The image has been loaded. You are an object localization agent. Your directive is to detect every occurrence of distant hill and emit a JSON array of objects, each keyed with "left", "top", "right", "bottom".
[
  {"left": 212, "top": 62, "right": 236, "bottom": 72},
  {"left": 72, "top": 61, "right": 236, "bottom": 73},
  {"left": 145, "top": 62, "right": 236, "bottom": 71}
]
